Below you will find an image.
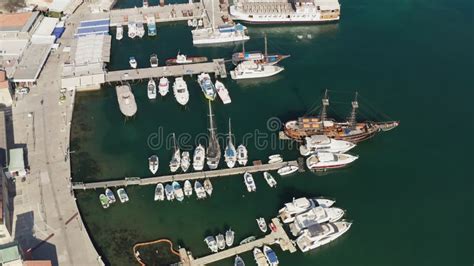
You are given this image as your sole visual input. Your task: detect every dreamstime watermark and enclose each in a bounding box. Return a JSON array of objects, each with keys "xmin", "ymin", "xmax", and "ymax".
[{"xmin": 146, "ymin": 117, "xmax": 296, "ymax": 151}]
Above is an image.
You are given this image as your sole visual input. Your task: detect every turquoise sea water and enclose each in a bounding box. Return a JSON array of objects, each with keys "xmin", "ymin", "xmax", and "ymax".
[{"xmin": 71, "ymin": 0, "xmax": 473, "ymax": 265}]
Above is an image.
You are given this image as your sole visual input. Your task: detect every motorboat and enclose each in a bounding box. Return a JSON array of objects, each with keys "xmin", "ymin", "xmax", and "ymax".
[
  {"xmin": 225, "ymin": 229, "xmax": 235, "ymax": 247},
  {"xmin": 263, "ymin": 245, "xmax": 279, "ymax": 266},
  {"xmin": 230, "ymin": 60, "xmax": 284, "ymax": 80},
  {"xmin": 215, "ymin": 80, "xmax": 231, "ymax": 104},
  {"xmin": 277, "ymin": 165, "xmax": 298, "ymax": 176},
  {"xmin": 289, "ymin": 207, "xmax": 345, "ymax": 236},
  {"xmin": 146, "ymin": 14, "xmax": 157, "ymax": 36},
  {"xmin": 193, "ymin": 144, "xmax": 206, "ymax": 171},
  {"xmin": 224, "ymin": 119, "xmax": 237, "ymax": 168},
  {"xmin": 105, "ymin": 188, "xmax": 116, "ymax": 204},
  {"xmin": 256, "ymin": 217, "xmax": 267, "ymax": 233},
  {"xmin": 115, "ymin": 84, "xmax": 137, "ymax": 117},
  {"xmin": 194, "ymin": 180, "xmax": 207, "ymax": 199},
  {"xmin": 306, "ymin": 152, "xmax": 358, "ymax": 170},
  {"xmin": 129, "ymin": 57, "xmax": 137, "ymax": 68},
  {"xmin": 234, "ymin": 256, "xmax": 245, "ymax": 266},
  {"xmin": 204, "ymin": 236, "xmax": 218, "ymax": 253},
  {"xmin": 158, "ymin": 77, "xmax": 169, "ymax": 96},
  {"xmin": 237, "ymin": 145, "xmax": 248, "ymax": 166},
  {"xmin": 278, "ymin": 197, "xmax": 336, "ymax": 223},
  {"xmin": 117, "ymin": 188, "xmax": 129, "ymax": 203},
  {"xmin": 192, "ymin": 23, "xmax": 249, "ymax": 45},
  {"xmin": 148, "ymin": 155, "xmax": 159, "ymax": 174},
  {"xmin": 239, "ymin": 236, "xmax": 256, "ymax": 245},
  {"xmin": 243, "ymin": 172, "xmax": 256, "ymax": 192},
  {"xmin": 147, "ymin": 78, "xmax": 157, "ymax": 100},
  {"xmin": 142, "ymin": 0, "xmax": 148, "ymax": 8},
  {"xmin": 165, "ymin": 52, "xmax": 208, "ymax": 65},
  {"xmin": 197, "ymin": 73, "xmax": 216, "ymax": 100},
  {"xmin": 181, "ymin": 151, "xmax": 190, "ymax": 172},
  {"xmin": 263, "ymin": 172, "xmax": 277, "ymax": 188},
  {"xmin": 154, "ymin": 183, "xmax": 165, "ymax": 201},
  {"xmin": 173, "ymin": 77, "xmax": 189, "ymax": 105},
  {"xmin": 116, "ymin": 25, "xmax": 123, "ymax": 40},
  {"xmin": 136, "ymin": 22, "xmax": 145, "ymax": 38},
  {"xmin": 127, "ymin": 22, "xmax": 137, "ymax": 38},
  {"xmin": 99, "ymin": 194, "xmax": 109, "ymax": 209},
  {"xmin": 253, "ymin": 248, "xmax": 268, "ymax": 266},
  {"xmin": 204, "ymin": 178, "xmax": 213, "ymax": 196},
  {"xmin": 150, "ymin": 54, "xmax": 158, "ymax": 67},
  {"xmin": 296, "ymin": 221, "xmax": 352, "ymax": 252},
  {"xmin": 164, "ymin": 184, "xmax": 175, "ymax": 201},
  {"xmin": 268, "ymin": 154, "xmax": 283, "ymax": 164},
  {"xmin": 299, "ymin": 135, "xmax": 356, "ymax": 156},
  {"xmin": 216, "ymin": 234, "xmax": 226, "ymax": 250},
  {"xmin": 172, "ymin": 181, "xmax": 184, "ymax": 202},
  {"xmin": 169, "ymin": 133, "xmax": 181, "ymax": 172},
  {"xmin": 184, "ymin": 180, "xmax": 193, "ymax": 197}
]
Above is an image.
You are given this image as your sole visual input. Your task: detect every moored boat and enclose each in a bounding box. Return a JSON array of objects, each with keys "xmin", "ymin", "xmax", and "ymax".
[
  {"xmin": 224, "ymin": 118, "xmax": 237, "ymax": 168},
  {"xmin": 239, "ymin": 236, "xmax": 256, "ymax": 245},
  {"xmin": 173, "ymin": 77, "xmax": 189, "ymax": 105},
  {"xmin": 170, "ymin": 133, "xmax": 181, "ymax": 172},
  {"xmin": 158, "ymin": 77, "xmax": 169, "ymax": 96},
  {"xmin": 147, "ymin": 78, "xmax": 157, "ymax": 100},
  {"xmin": 277, "ymin": 165, "xmax": 298, "ymax": 176},
  {"xmin": 194, "ymin": 180, "xmax": 207, "ymax": 199},
  {"xmin": 117, "ymin": 188, "xmax": 129, "ymax": 203},
  {"xmin": 205, "ymin": 236, "xmax": 218, "ymax": 253},
  {"xmin": 181, "ymin": 151, "xmax": 190, "ymax": 172},
  {"xmin": 165, "ymin": 52, "xmax": 208, "ymax": 65},
  {"xmin": 225, "ymin": 229, "xmax": 235, "ymax": 247},
  {"xmin": 184, "ymin": 180, "xmax": 193, "ymax": 197},
  {"xmin": 154, "ymin": 183, "xmax": 165, "ymax": 201},
  {"xmin": 127, "ymin": 22, "xmax": 137, "ymax": 38},
  {"xmin": 296, "ymin": 221, "xmax": 352, "ymax": 252},
  {"xmin": 289, "ymin": 206, "xmax": 345, "ymax": 236},
  {"xmin": 146, "ymin": 14, "xmax": 157, "ymax": 36},
  {"xmin": 268, "ymin": 154, "xmax": 283, "ymax": 164},
  {"xmin": 204, "ymin": 178, "xmax": 213, "ymax": 196},
  {"xmin": 116, "ymin": 84, "xmax": 137, "ymax": 117},
  {"xmin": 263, "ymin": 172, "xmax": 277, "ymax": 188},
  {"xmin": 299, "ymin": 135, "xmax": 356, "ymax": 156},
  {"xmin": 192, "ymin": 23, "xmax": 249, "ymax": 45},
  {"xmin": 216, "ymin": 234, "xmax": 226, "ymax": 250},
  {"xmin": 193, "ymin": 144, "xmax": 206, "ymax": 171},
  {"xmin": 165, "ymin": 183, "xmax": 175, "ymax": 201},
  {"xmin": 136, "ymin": 22, "xmax": 145, "ymax": 38},
  {"xmin": 148, "ymin": 155, "xmax": 159, "ymax": 174},
  {"xmin": 215, "ymin": 80, "xmax": 232, "ymax": 104},
  {"xmin": 116, "ymin": 25, "xmax": 123, "ymax": 40},
  {"xmin": 230, "ymin": 60, "xmax": 284, "ymax": 80},
  {"xmin": 105, "ymin": 188, "xmax": 116, "ymax": 204},
  {"xmin": 99, "ymin": 194, "xmax": 109, "ymax": 209},
  {"xmin": 234, "ymin": 255, "xmax": 245, "ymax": 266},
  {"xmin": 306, "ymin": 152, "xmax": 358, "ymax": 170},
  {"xmin": 263, "ymin": 245, "xmax": 279, "ymax": 266},
  {"xmin": 150, "ymin": 53, "xmax": 158, "ymax": 67},
  {"xmin": 172, "ymin": 181, "xmax": 184, "ymax": 202},
  {"xmin": 278, "ymin": 197, "xmax": 336, "ymax": 223},
  {"xmin": 256, "ymin": 217, "xmax": 267, "ymax": 233},
  {"xmin": 232, "ymin": 35, "xmax": 289, "ymax": 66},
  {"xmin": 198, "ymin": 73, "xmax": 216, "ymax": 101},
  {"xmin": 206, "ymin": 101, "xmax": 221, "ymax": 169},
  {"xmin": 244, "ymin": 172, "xmax": 256, "ymax": 192},
  {"xmin": 237, "ymin": 144, "xmax": 248, "ymax": 166},
  {"xmin": 129, "ymin": 56, "xmax": 137, "ymax": 68},
  {"xmin": 253, "ymin": 248, "xmax": 268, "ymax": 266}
]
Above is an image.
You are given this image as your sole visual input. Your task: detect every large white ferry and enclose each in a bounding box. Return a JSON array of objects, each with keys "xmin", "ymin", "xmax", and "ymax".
[{"xmin": 230, "ymin": 0, "xmax": 341, "ymax": 24}]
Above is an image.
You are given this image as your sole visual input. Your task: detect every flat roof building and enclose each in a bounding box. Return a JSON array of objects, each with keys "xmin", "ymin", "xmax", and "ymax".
[
  {"xmin": 12, "ymin": 43, "xmax": 51, "ymax": 85},
  {"xmin": 0, "ymin": 12, "xmax": 39, "ymax": 33}
]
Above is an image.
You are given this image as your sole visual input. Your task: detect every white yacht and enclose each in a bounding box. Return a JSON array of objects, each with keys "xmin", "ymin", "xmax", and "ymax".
[
  {"xmin": 193, "ymin": 144, "xmax": 206, "ymax": 171},
  {"xmin": 129, "ymin": 57, "xmax": 137, "ymax": 68},
  {"xmin": 215, "ymin": 80, "xmax": 231, "ymax": 104},
  {"xmin": 277, "ymin": 165, "xmax": 298, "ymax": 176},
  {"xmin": 237, "ymin": 145, "xmax": 248, "ymax": 166},
  {"xmin": 173, "ymin": 77, "xmax": 189, "ymax": 105},
  {"xmin": 192, "ymin": 23, "xmax": 249, "ymax": 45},
  {"xmin": 204, "ymin": 236, "xmax": 218, "ymax": 253},
  {"xmin": 263, "ymin": 245, "xmax": 279, "ymax": 266},
  {"xmin": 148, "ymin": 155, "xmax": 159, "ymax": 174},
  {"xmin": 158, "ymin": 77, "xmax": 169, "ymax": 96},
  {"xmin": 165, "ymin": 183, "xmax": 175, "ymax": 201},
  {"xmin": 181, "ymin": 151, "xmax": 190, "ymax": 172},
  {"xmin": 225, "ymin": 229, "xmax": 235, "ymax": 247},
  {"xmin": 289, "ymin": 206, "xmax": 345, "ymax": 236},
  {"xmin": 256, "ymin": 217, "xmax": 267, "ymax": 233},
  {"xmin": 154, "ymin": 183, "xmax": 165, "ymax": 201},
  {"xmin": 299, "ymin": 135, "xmax": 356, "ymax": 156},
  {"xmin": 253, "ymin": 248, "xmax": 268, "ymax": 266},
  {"xmin": 194, "ymin": 180, "xmax": 207, "ymax": 199},
  {"xmin": 296, "ymin": 221, "xmax": 352, "ymax": 253},
  {"xmin": 147, "ymin": 78, "xmax": 157, "ymax": 100},
  {"xmin": 263, "ymin": 172, "xmax": 277, "ymax": 188},
  {"xmin": 184, "ymin": 180, "xmax": 193, "ymax": 197},
  {"xmin": 116, "ymin": 84, "xmax": 137, "ymax": 117},
  {"xmin": 116, "ymin": 25, "xmax": 123, "ymax": 40},
  {"xmin": 243, "ymin": 172, "xmax": 256, "ymax": 192},
  {"xmin": 173, "ymin": 181, "xmax": 184, "ymax": 202},
  {"xmin": 224, "ymin": 119, "xmax": 237, "ymax": 168},
  {"xmin": 268, "ymin": 154, "xmax": 283, "ymax": 164},
  {"xmin": 278, "ymin": 197, "xmax": 336, "ymax": 223},
  {"xmin": 216, "ymin": 234, "xmax": 226, "ymax": 250},
  {"xmin": 230, "ymin": 61, "xmax": 284, "ymax": 80},
  {"xmin": 204, "ymin": 178, "xmax": 213, "ymax": 196},
  {"xmin": 169, "ymin": 133, "xmax": 181, "ymax": 172},
  {"xmin": 117, "ymin": 188, "xmax": 129, "ymax": 203},
  {"xmin": 197, "ymin": 73, "xmax": 216, "ymax": 100},
  {"xmin": 306, "ymin": 152, "xmax": 358, "ymax": 170},
  {"xmin": 127, "ymin": 22, "xmax": 137, "ymax": 38},
  {"xmin": 136, "ymin": 22, "xmax": 145, "ymax": 38}
]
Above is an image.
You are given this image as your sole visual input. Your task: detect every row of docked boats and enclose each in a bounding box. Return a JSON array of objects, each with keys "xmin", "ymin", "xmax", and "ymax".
[
  {"xmin": 204, "ymin": 228, "xmax": 235, "ymax": 253},
  {"xmin": 115, "ymin": 20, "xmax": 155, "ymax": 41},
  {"xmin": 278, "ymin": 197, "xmax": 351, "ymax": 252},
  {"xmin": 99, "ymin": 188, "xmax": 129, "ymax": 208},
  {"xmin": 153, "ymin": 179, "xmax": 213, "ymax": 201},
  {"xmin": 243, "ymin": 171, "xmax": 278, "ymax": 192}
]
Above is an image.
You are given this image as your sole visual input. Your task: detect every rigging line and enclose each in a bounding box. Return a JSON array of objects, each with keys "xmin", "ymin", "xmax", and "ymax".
[
  {"xmin": 304, "ymin": 105, "xmax": 321, "ymax": 116},
  {"xmin": 357, "ymin": 94, "xmax": 394, "ymax": 121}
]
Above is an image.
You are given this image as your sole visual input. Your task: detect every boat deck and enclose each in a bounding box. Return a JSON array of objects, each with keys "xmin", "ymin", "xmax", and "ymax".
[{"xmin": 72, "ymin": 160, "xmax": 298, "ymax": 190}]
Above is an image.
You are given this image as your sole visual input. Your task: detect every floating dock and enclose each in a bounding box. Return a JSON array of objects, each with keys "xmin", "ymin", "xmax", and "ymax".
[
  {"xmin": 178, "ymin": 218, "xmax": 297, "ymax": 266},
  {"xmin": 72, "ymin": 160, "xmax": 297, "ymax": 190},
  {"xmin": 105, "ymin": 59, "xmax": 227, "ymax": 82}
]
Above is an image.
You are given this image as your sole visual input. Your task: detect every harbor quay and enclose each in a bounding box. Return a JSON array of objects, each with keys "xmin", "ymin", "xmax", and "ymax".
[{"xmin": 72, "ymin": 160, "xmax": 298, "ymax": 190}]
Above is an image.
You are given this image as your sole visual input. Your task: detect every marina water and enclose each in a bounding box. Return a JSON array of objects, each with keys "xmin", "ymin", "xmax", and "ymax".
[{"xmin": 71, "ymin": 0, "xmax": 473, "ymax": 264}]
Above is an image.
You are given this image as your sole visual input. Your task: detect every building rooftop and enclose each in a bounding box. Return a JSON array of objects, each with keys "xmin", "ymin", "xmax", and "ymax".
[
  {"xmin": 24, "ymin": 261, "xmax": 53, "ymax": 266},
  {"xmin": 12, "ymin": 43, "xmax": 51, "ymax": 83},
  {"xmin": 0, "ymin": 243, "xmax": 21, "ymax": 264},
  {"xmin": 0, "ymin": 71, "xmax": 8, "ymax": 89},
  {"xmin": 0, "ymin": 12, "xmax": 39, "ymax": 32}
]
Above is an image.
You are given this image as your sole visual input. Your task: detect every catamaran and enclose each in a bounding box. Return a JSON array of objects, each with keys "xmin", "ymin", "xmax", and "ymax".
[
  {"xmin": 237, "ymin": 144, "xmax": 248, "ymax": 166},
  {"xmin": 193, "ymin": 144, "xmax": 206, "ymax": 171},
  {"xmin": 148, "ymin": 155, "xmax": 159, "ymax": 174},
  {"xmin": 299, "ymin": 135, "xmax": 356, "ymax": 156},
  {"xmin": 173, "ymin": 181, "xmax": 184, "ymax": 201},
  {"xmin": 147, "ymin": 78, "xmax": 157, "ymax": 100},
  {"xmin": 129, "ymin": 57, "xmax": 137, "ymax": 68},
  {"xmin": 169, "ymin": 133, "xmax": 181, "ymax": 172},
  {"xmin": 206, "ymin": 101, "xmax": 221, "ymax": 169},
  {"xmin": 150, "ymin": 54, "xmax": 158, "ymax": 68},
  {"xmin": 117, "ymin": 188, "xmax": 129, "ymax": 203},
  {"xmin": 244, "ymin": 172, "xmax": 256, "ymax": 192},
  {"xmin": 173, "ymin": 77, "xmax": 189, "ymax": 105},
  {"xmin": 263, "ymin": 172, "xmax": 277, "ymax": 188},
  {"xmin": 278, "ymin": 197, "xmax": 336, "ymax": 223},
  {"xmin": 306, "ymin": 152, "xmax": 358, "ymax": 170},
  {"xmin": 198, "ymin": 73, "xmax": 217, "ymax": 101},
  {"xmin": 230, "ymin": 60, "xmax": 284, "ymax": 80},
  {"xmin": 183, "ymin": 180, "xmax": 193, "ymax": 197},
  {"xmin": 158, "ymin": 77, "xmax": 169, "ymax": 96},
  {"xmin": 204, "ymin": 178, "xmax": 213, "ymax": 196},
  {"xmin": 165, "ymin": 183, "xmax": 175, "ymax": 201},
  {"xmin": 215, "ymin": 80, "xmax": 231, "ymax": 104},
  {"xmin": 154, "ymin": 183, "xmax": 165, "ymax": 201},
  {"xmin": 296, "ymin": 221, "xmax": 352, "ymax": 252},
  {"xmin": 116, "ymin": 25, "xmax": 123, "ymax": 40},
  {"xmin": 224, "ymin": 118, "xmax": 237, "ymax": 168},
  {"xmin": 181, "ymin": 151, "xmax": 190, "ymax": 172},
  {"xmin": 194, "ymin": 180, "xmax": 207, "ymax": 199}
]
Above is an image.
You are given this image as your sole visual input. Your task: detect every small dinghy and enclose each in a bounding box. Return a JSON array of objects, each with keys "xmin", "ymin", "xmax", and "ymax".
[
  {"xmin": 154, "ymin": 183, "xmax": 165, "ymax": 201},
  {"xmin": 239, "ymin": 236, "xmax": 256, "ymax": 245},
  {"xmin": 277, "ymin": 165, "xmax": 298, "ymax": 176},
  {"xmin": 165, "ymin": 184, "xmax": 175, "ymax": 201},
  {"xmin": 105, "ymin": 188, "xmax": 116, "ymax": 204},
  {"xmin": 99, "ymin": 194, "xmax": 109, "ymax": 209},
  {"xmin": 234, "ymin": 255, "xmax": 245, "ymax": 266},
  {"xmin": 263, "ymin": 172, "xmax": 277, "ymax": 188},
  {"xmin": 181, "ymin": 151, "xmax": 190, "ymax": 172},
  {"xmin": 244, "ymin": 172, "xmax": 256, "ymax": 192},
  {"xmin": 204, "ymin": 178, "xmax": 213, "ymax": 196},
  {"xmin": 268, "ymin": 154, "xmax": 283, "ymax": 164},
  {"xmin": 173, "ymin": 181, "xmax": 184, "ymax": 202},
  {"xmin": 225, "ymin": 228, "xmax": 235, "ymax": 247},
  {"xmin": 216, "ymin": 234, "xmax": 226, "ymax": 250},
  {"xmin": 117, "ymin": 188, "xmax": 129, "ymax": 203}
]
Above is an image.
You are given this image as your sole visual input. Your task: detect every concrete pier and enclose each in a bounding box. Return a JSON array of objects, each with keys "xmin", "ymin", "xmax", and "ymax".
[
  {"xmin": 105, "ymin": 59, "xmax": 227, "ymax": 82},
  {"xmin": 179, "ymin": 218, "xmax": 296, "ymax": 266},
  {"xmin": 72, "ymin": 160, "xmax": 298, "ymax": 190}
]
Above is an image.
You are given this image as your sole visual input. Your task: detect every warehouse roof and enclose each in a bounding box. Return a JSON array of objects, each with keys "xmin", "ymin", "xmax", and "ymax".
[
  {"xmin": 0, "ymin": 12, "xmax": 39, "ymax": 32},
  {"xmin": 12, "ymin": 43, "xmax": 52, "ymax": 82}
]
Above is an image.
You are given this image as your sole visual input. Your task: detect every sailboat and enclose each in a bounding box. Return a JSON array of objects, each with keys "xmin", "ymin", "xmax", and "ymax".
[
  {"xmin": 206, "ymin": 100, "xmax": 221, "ymax": 169},
  {"xmin": 232, "ymin": 34, "xmax": 290, "ymax": 66},
  {"xmin": 224, "ymin": 118, "xmax": 237, "ymax": 168},
  {"xmin": 169, "ymin": 133, "xmax": 181, "ymax": 172},
  {"xmin": 283, "ymin": 90, "xmax": 400, "ymax": 142}
]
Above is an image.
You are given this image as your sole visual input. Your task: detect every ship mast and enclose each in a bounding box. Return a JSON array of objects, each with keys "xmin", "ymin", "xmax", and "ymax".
[
  {"xmin": 228, "ymin": 118, "xmax": 232, "ymax": 144},
  {"xmin": 264, "ymin": 33, "xmax": 268, "ymax": 59},
  {"xmin": 348, "ymin": 92, "xmax": 359, "ymax": 128},
  {"xmin": 172, "ymin": 133, "xmax": 177, "ymax": 152},
  {"xmin": 319, "ymin": 89, "xmax": 329, "ymax": 127}
]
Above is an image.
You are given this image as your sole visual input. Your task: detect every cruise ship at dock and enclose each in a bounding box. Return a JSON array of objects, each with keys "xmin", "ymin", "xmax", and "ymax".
[{"xmin": 230, "ymin": 0, "xmax": 341, "ymax": 24}]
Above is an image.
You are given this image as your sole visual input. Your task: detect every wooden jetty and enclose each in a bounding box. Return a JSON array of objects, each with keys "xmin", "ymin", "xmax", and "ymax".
[
  {"xmin": 178, "ymin": 218, "xmax": 297, "ymax": 266},
  {"xmin": 72, "ymin": 160, "xmax": 298, "ymax": 190},
  {"xmin": 105, "ymin": 59, "xmax": 227, "ymax": 82}
]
